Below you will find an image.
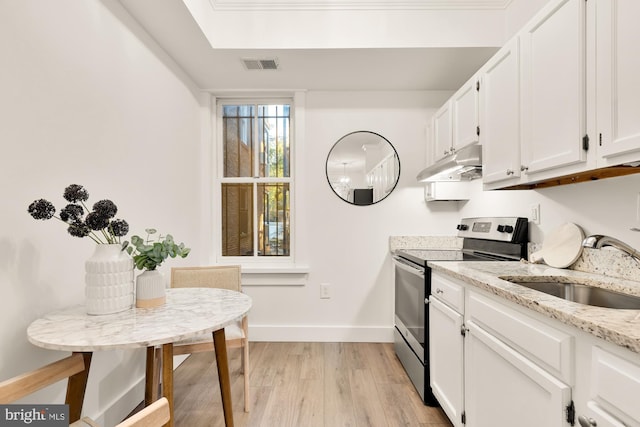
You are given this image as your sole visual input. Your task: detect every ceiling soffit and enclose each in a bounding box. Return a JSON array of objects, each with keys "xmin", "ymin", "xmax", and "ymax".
[
  {"xmin": 185, "ymin": 0, "xmax": 507, "ymax": 50},
  {"xmin": 209, "ymin": 0, "xmax": 513, "ymax": 11}
]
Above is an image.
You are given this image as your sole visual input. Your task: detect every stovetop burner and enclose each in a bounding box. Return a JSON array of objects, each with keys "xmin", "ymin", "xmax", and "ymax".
[
  {"xmin": 395, "ymin": 216, "xmax": 529, "ymax": 266},
  {"xmin": 395, "ymin": 247, "xmax": 522, "ymax": 266}
]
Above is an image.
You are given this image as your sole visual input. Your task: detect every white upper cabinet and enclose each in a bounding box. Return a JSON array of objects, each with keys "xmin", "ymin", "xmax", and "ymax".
[
  {"xmin": 480, "ymin": 38, "xmax": 521, "ymax": 187},
  {"xmin": 425, "ymin": 116, "xmax": 436, "ymax": 166},
  {"xmin": 520, "ymin": 0, "xmax": 588, "ymax": 180},
  {"xmin": 430, "ymin": 78, "xmax": 479, "ymax": 165},
  {"xmin": 596, "ymin": 0, "xmax": 640, "ymax": 166},
  {"xmin": 433, "ymin": 100, "xmax": 453, "ymax": 162},
  {"xmin": 452, "ymin": 78, "xmax": 480, "ymax": 152}
]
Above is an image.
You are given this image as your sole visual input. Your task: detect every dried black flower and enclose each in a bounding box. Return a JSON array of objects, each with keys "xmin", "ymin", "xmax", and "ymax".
[
  {"xmin": 59, "ymin": 204, "xmax": 84, "ymax": 222},
  {"xmin": 67, "ymin": 221, "xmax": 90, "ymax": 238},
  {"xmin": 110, "ymin": 219, "xmax": 129, "ymax": 237},
  {"xmin": 92, "ymin": 199, "xmax": 117, "ymax": 218},
  {"xmin": 28, "ymin": 199, "xmax": 56, "ymax": 220},
  {"xmin": 85, "ymin": 211, "xmax": 110, "ymax": 231},
  {"xmin": 29, "ymin": 184, "xmax": 129, "ymax": 244},
  {"xmin": 63, "ymin": 184, "xmax": 89, "ymax": 203}
]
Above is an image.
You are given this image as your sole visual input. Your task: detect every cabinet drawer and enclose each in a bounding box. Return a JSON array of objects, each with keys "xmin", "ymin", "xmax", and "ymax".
[
  {"xmin": 431, "ymin": 273, "xmax": 464, "ymax": 312},
  {"xmin": 591, "ymin": 346, "xmax": 640, "ymax": 424},
  {"xmin": 467, "ymin": 290, "xmax": 573, "ymax": 383}
]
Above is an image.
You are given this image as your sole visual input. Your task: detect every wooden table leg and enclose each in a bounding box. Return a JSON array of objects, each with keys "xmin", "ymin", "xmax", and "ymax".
[
  {"xmin": 145, "ymin": 347, "xmax": 160, "ymax": 406},
  {"xmin": 213, "ymin": 328, "xmax": 234, "ymax": 427},
  {"xmin": 162, "ymin": 343, "xmax": 174, "ymax": 427},
  {"xmin": 65, "ymin": 352, "xmax": 92, "ymax": 423}
]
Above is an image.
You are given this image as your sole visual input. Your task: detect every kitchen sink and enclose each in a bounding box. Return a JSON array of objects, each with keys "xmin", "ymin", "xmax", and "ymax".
[{"xmin": 499, "ymin": 276, "xmax": 640, "ymax": 309}]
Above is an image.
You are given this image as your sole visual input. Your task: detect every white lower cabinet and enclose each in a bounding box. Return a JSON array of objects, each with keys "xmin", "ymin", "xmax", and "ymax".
[
  {"xmin": 429, "ymin": 297, "xmax": 464, "ymax": 427},
  {"xmin": 464, "ymin": 321, "xmax": 572, "ymax": 427},
  {"xmin": 430, "ymin": 272, "xmax": 574, "ymax": 427},
  {"xmin": 581, "ymin": 401, "xmax": 628, "ymax": 427},
  {"xmin": 430, "ymin": 271, "xmax": 640, "ymax": 427},
  {"xmin": 577, "ymin": 346, "xmax": 640, "ymax": 427}
]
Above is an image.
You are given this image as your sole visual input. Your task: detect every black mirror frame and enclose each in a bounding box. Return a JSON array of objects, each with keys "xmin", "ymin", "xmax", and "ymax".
[{"xmin": 325, "ymin": 130, "xmax": 401, "ymax": 206}]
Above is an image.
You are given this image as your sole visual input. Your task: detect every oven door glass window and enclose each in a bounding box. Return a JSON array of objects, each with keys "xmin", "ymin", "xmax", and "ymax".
[{"xmin": 394, "ymin": 259, "xmax": 426, "ymax": 360}]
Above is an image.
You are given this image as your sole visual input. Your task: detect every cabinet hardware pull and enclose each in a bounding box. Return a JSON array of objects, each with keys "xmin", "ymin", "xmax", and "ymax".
[
  {"xmin": 506, "ymin": 169, "xmax": 514, "ymax": 175},
  {"xmin": 520, "ymin": 166, "xmax": 529, "ymax": 172}
]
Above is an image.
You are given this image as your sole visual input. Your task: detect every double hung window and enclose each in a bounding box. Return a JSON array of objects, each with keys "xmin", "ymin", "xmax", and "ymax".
[{"xmin": 218, "ymin": 100, "xmax": 292, "ymax": 260}]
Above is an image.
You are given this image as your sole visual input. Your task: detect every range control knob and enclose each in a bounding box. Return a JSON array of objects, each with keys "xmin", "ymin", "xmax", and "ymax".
[
  {"xmin": 456, "ymin": 224, "xmax": 468, "ymax": 231},
  {"xmin": 497, "ymin": 225, "xmax": 514, "ymax": 233}
]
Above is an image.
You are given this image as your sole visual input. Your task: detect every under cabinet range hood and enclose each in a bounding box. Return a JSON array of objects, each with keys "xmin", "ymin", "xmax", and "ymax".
[{"xmin": 416, "ymin": 144, "xmax": 482, "ymax": 182}]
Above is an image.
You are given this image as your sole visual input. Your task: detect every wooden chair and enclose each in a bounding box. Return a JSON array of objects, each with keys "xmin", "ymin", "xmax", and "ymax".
[
  {"xmin": 0, "ymin": 353, "xmax": 170, "ymax": 427},
  {"xmin": 116, "ymin": 397, "xmax": 170, "ymax": 427},
  {"xmin": 0, "ymin": 353, "xmax": 92, "ymax": 425},
  {"xmin": 170, "ymin": 265, "xmax": 250, "ymax": 412},
  {"xmin": 74, "ymin": 398, "xmax": 170, "ymax": 427}
]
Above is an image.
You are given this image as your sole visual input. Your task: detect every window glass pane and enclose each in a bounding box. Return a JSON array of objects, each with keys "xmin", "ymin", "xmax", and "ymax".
[
  {"xmin": 258, "ymin": 104, "xmax": 290, "ymax": 178},
  {"xmin": 221, "ymin": 183, "xmax": 254, "ymax": 256},
  {"xmin": 223, "ymin": 105, "xmax": 255, "ymax": 177},
  {"xmin": 257, "ymin": 183, "xmax": 290, "ymax": 256}
]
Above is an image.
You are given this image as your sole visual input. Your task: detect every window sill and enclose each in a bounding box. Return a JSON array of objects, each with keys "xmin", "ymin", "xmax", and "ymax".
[
  {"xmin": 240, "ymin": 265, "xmax": 309, "ymax": 286},
  {"xmin": 241, "ymin": 265, "xmax": 310, "ymax": 274}
]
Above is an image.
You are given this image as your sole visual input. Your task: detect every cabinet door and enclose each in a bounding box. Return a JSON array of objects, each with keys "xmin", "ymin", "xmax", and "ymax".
[
  {"xmin": 582, "ymin": 401, "xmax": 628, "ymax": 427},
  {"xmin": 465, "ymin": 321, "xmax": 572, "ymax": 427},
  {"xmin": 433, "ymin": 101, "xmax": 453, "ymax": 162},
  {"xmin": 425, "ymin": 116, "xmax": 435, "ymax": 167},
  {"xmin": 588, "ymin": 346, "xmax": 640, "ymax": 425},
  {"xmin": 520, "ymin": 0, "xmax": 587, "ymax": 177},
  {"xmin": 452, "ymin": 79, "xmax": 479, "ymax": 152},
  {"xmin": 596, "ymin": 0, "xmax": 640, "ymax": 164},
  {"xmin": 480, "ymin": 38, "xmax": 521, "ymax": 186},
  {"xmin": 430, "ymin": 297, "xmax": 464, "ymax": 427}
]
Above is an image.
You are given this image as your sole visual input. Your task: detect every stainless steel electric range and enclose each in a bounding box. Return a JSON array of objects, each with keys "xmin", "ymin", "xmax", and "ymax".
[{"xmin": 392, "ymin": 216, "xmax": 528, "ymax": 406}]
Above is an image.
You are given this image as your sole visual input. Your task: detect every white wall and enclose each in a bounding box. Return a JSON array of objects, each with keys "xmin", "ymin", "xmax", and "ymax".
[
  {"xmin": 244, "ymin": 90, "xmax": 450, "ymax": 341},
  {"xmin": 0, "ymin": 0, "xmax": 206, "ymax": 424},
  {"xmin": 245, "ymin": 89, "xmax": 640, "ymax": 344}
]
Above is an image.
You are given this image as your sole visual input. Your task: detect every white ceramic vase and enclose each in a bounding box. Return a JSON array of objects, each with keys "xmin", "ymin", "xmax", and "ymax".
[
  {"xmin": 135, "ymin": 270, "xmax": 166, "ymax": 308},
  {"xmin": 85, "ymin": 243, "xmax": 134, "ymax": 315}
]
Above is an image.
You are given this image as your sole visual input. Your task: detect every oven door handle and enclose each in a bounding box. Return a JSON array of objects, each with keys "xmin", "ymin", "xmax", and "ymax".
[{"xmin": 393, "ymin": 256, "xmax": 425, "ymax": 278}]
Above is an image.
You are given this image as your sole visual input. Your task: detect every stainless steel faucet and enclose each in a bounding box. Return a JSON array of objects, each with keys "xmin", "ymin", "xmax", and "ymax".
[{"xmin": 582, "ymin": 234, "xmax": 640, "ymax": 262}]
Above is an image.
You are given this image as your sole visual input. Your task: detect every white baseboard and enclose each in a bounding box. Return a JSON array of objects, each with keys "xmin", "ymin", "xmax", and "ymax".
[
  {"xmin": 89, "ymin": 354, "xmax": 191, "ymax": 425},
  {"xmin": 89, "ymin": 375, "xmax": 145, "ymax": 427},
  {"xmin": 248, "ymin": 325, "xmax": 394, "ymax": 342}
]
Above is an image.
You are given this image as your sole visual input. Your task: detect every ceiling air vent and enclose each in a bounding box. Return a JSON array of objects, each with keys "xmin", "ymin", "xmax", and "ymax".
[{"xmin": 241, "ymin": 58, "xmax": 279, "ymax": 71}]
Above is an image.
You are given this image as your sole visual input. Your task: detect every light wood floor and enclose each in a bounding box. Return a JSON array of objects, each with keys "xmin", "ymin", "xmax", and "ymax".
[{"xmin": 172, "ymin": 342, "xmax": 453, "ymax": 427}]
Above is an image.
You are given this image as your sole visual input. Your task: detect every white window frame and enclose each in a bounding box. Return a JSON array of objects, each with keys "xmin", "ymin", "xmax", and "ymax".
[{"xmin": 211, "ymin": 93, "xmax": 308, "ymax": 274}]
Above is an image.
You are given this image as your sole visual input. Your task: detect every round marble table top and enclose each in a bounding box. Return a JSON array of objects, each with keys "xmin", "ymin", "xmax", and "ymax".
[{"xmin": 27, "ymin": 288, "xmax": 252, "ymax": 351}]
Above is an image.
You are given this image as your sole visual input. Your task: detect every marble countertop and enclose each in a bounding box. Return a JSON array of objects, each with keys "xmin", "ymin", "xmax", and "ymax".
[
  {"xmin": 428, "ymin": 261, "xmax": 640, "ymax": 354},
  {"xmin": 27, "ymin": 288, "xmax": 252, "ymax": 351}
]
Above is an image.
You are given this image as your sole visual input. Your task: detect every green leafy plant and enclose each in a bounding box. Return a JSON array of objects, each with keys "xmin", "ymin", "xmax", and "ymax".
[{"xmin": 124, "ymin": 229, "xmax": 190, "ymax": 271}]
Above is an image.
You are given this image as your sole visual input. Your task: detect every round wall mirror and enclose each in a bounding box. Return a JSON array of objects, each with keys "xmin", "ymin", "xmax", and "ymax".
[{"xmin": 326, "ymin": 131, "xmax": 400, "ymax": 205}]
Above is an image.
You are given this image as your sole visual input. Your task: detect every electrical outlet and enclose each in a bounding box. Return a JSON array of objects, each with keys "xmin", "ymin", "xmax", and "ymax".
[
  {"xmin": 320, "ymin": 283, "xmax": 331, "ymax": 299},
  {"xmin": 530, "ymin": 204, "xmax": 540, "ymax": 225}
]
